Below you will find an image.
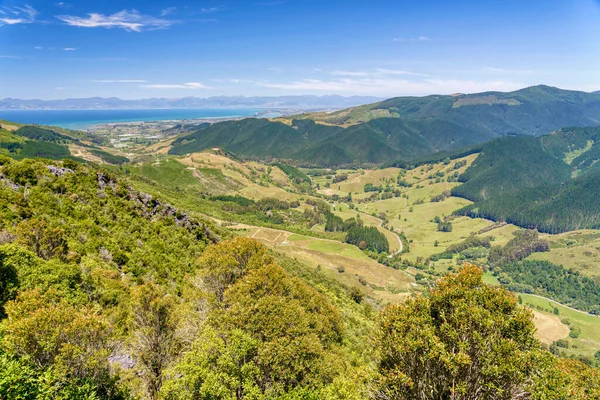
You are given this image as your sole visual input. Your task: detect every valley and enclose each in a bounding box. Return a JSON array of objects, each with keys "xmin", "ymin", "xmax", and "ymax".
[{"xmin": 2, "ymin": 86, "xmax": 600, "ymax": 398}]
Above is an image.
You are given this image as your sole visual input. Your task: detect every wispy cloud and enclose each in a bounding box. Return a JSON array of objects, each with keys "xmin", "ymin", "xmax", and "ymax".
[
  {"xmin": 201, "ymin": 7, "xmax": 222, "ymax": 13},
  {"xmin": 482, "ymin": 67, "xmax": 533, "ymax": 74},
  {"xmin": 393, "ymin": 36, "xmax": 432, "ymax": 42},
  {"xmin": 0, "ymin": 55, "xmax": 22, "ymax": 59},
  {"xmin": 141, "ymin": 82, "xmax": 209, "ymax": 89},
  {"xmin": 258, "ymin": 77, "xmax": 523, "ymax": 96},
  {"xmin": 330, "ymin": 68, "xmax": 429, "ymax": 78},
  {"xmin": 256, "ymin": 1, "xmax": 286, "ymax": 5},
  {"xmin": 0, "ymin": 5, "xmax": 38, "ymax": 25},
  {"xmin": 56, "ymin": 9, "xmax": 172, "ymax": 32},
  {"xmin": 160, "ymin": 7, "xmax": 177, "ymax": 16},
  {"xmin": 34, "ymin": 46, "xmax": 43, "ymax": 50},
  {"xmin": 92, "ymin": 79, "xmax": 148, "ymax": 83},
  {"xmin": 63, "ymin": 47, "xmax": 77, "ymax": 51}
]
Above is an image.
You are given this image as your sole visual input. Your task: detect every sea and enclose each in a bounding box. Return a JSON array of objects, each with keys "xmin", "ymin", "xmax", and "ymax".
[{"xmin": 0, "ymin": 108, "xmax": 275, "ymax": 130}]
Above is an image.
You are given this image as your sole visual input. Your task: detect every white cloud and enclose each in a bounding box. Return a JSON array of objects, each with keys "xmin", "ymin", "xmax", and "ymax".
[
  {"xmin": 63, "ymin": 47, "xmax": 76, "ymax": 51},
  {"xmin": 34, "ymin": 46, "xmax": 43, "ymax": 50},
  {"xmin": 393, "ymin": 36, "xmax": 432, "ymax": 42},
  {"xmin": 330, "ymin": 69, "xmax": 429, "ymax": 78},
  {"xmin": 56, "ymin": 9, "xmax": 172, "ymax": 32},
  {"xmin": 258, "ymin": 77, "xmax": 524, "ymax": 96},
  {"xmin": 201, "ymin": 7, "xmax": 221, "ymax": 13},
  {"xmin": 160, "ymin": 7, "xmax": 177, "ymax": 16},
  {"xmin": 0, "ymin": 5, "xmax": 38, "ymax": 25},
  {"xmin": 0, "ymin": 55, "xmax": 22, "ymax": 59},
  {"xmin": 228, "ymin": 78, "xmax": 254, "ymax": 84},
  {"xmin": 141, "ymin": 82, "xmax": 209, "ymax": 89},
  {"xmin": 482, "ymin": 67, "xmax": 533, "ymax": 74},
  {"xmin": 92, "ymin": 79, "xmax": 147, "ymax": 83}
]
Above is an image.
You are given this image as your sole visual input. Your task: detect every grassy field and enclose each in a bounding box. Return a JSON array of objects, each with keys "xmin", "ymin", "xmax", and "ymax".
[
  {"xmin": 528, "ymin": 230, "xmax": 600, "ymax": 282},
  {"xmin": 236, "ymin": 226, "xmax": 415, "ymax": 304},
  {"xmin": 519, "ymin": 293, "xmax": 600, "ymax": 359},
  {"xmin": 129, "ymin": 149, "xmax": 600, "ymax": 355}
]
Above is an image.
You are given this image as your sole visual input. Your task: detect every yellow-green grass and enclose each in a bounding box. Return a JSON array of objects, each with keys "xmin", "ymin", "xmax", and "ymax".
[
  {"xmin": 482, "ymin": 271, "xmax": 501, "ymax": 285},
  {"xmin": 177, "ymin": 152, "xmax": 302, "ymax": 201},
  {"xmin": 338, "ymin": 168, "xmax": 401, "ymax": 194},
  {"xmin": 243, "ymin": 227, "xmax": 415, "ymax": 304},
  {"xmin": 529, "ymin": 230, "xmax": 600, "ymax": 281},
  {"xmin": 519, "ymin": 293, "xmax": 600, "ymax": 359},
  {"xmin": 477, "ymin": 223, "xmax": 521, "ymax": 246},
  {"xmin": 288, "ymin": 233, "xmax": 371, "ymax": 260},
  {"xmin": 330, "ymin": 203, "xmax": 401, "ymax": 253}
]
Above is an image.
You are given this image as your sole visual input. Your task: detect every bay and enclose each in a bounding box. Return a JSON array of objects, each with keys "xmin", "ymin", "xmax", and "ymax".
[{"xmin": 0, "ymin": 108, "xmax": 265, "ymax": 130}]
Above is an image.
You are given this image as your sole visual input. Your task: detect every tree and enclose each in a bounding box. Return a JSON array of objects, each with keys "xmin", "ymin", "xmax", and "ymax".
[
  {"xmin": 1, "ymin": 289, "xmax": 120, "ymax": 397},
  {"xmin": 196, "ymin": 237, "xmax": 269, "ymax": 304},
  {"xmin": 0, "ymin": 250, "xmax": 19, "ymax": 318},
  {"xmin": 16, "ymin": 218, "xmax": 68, "ymax": 261},
  {"xmin": 129, "ymin": 283, "xmax": 178, "ymax": 400},
  {"xmin": 374, "ymin": 263, "xmax": 553, "ymax": 400},
  {"xmin": 163, "ymin": 240, "xmax": 344, "ymax": 399}
]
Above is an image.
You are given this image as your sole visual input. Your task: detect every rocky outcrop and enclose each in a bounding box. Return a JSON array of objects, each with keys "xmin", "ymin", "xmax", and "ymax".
[
  {"xmin": 97, "ymin": 172, "xmax": 219, "ymax": 244},
  {"xmin": 47, "ymin": 165, "xmax": 74, "ymax": 177}
]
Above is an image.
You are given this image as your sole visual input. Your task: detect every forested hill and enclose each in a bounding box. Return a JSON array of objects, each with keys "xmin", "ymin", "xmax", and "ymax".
[
  {"xmin": 0, "ymin": 122, "xmax": 128, "ymax": 165},
  {"xmin": 169, "ymin": 85, "xmax": 600, "ymax": 166},
  {"xmin": 452, "ymin": 126, "xmax": 600, "ymax": 233}
]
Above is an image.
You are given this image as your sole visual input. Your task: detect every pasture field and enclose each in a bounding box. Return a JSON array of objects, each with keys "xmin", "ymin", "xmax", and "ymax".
[
  {"xmin": 236, "ymin": 226, "xmax": 415, "ymax": 304},
  {"xmin": 529, "ymin": 230, "xmax": 600, "ymax": 281},
  {"xmin": 519, "ymin": 293, "xmax": 600, "ymax": 359}
]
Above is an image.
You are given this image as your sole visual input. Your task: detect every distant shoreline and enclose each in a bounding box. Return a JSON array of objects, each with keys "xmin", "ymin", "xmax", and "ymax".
[{"xmin": 0, "ymin": 108, "xmax": 293, "ymax": 130}]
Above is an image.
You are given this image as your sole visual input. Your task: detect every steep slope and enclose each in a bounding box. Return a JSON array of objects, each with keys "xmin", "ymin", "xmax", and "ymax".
[
  {"xmin": 452, "ymin": 127, "xmax": 600, "ymax": 232},
  {"xmin": 169, "ymin": 86, "xmax": 600, "ymax": 166}
]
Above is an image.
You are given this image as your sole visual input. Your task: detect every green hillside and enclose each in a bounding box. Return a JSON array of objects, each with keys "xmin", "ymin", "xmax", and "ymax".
[
  {"xmin": 453, "ymin": 126, "xmax": 600, "ymax": 233},
  {"xmin": 169, "ymin": 86, "xmax": 600, "ymax": 166},
  {"xmin": 0, "ymin": 124, "xmax": 128, "ymax": 165}
]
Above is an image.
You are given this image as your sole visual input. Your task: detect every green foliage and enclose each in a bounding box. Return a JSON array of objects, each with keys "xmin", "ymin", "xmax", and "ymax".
[
  {"xmin": 488, "ymin": 230, "xmax": 549, "ymax": 266},
  {"xmin": 324, "ymin": 213, "xmax": 345, "ymax": 232},
  {"xmin": 345, "ymin": 226, "xmax": 389, "ymax": 253},
  {"xmin": 363, "ymin": 183, "xmax": 382, "ymax": 192},
  {"xmin": 274, "ymin": 163, "xmax": 311, "ymax": 184},
  {"xmin": 453, "ymin": 127, "xmax": 600, "ymax": 233},
  {"xmin": 374, "ymin": 264, "xmax": 561, "ymax": 400},
  {"xmin": 15, "ymin": 126, "xmax": 74, "ymax": 143},
  {"xmin": 499, "ymin": 260, "xmax": 600, "ymax": 313},
  {"xmin": 89, "ymin": 150, "xmax": 129, "ymax": 165},
  {"xmin": 163, "ymin": 238, "xmax": 345, "ymax": 399},
  {"xmin": 436, "ymin": 220, "xmax": 453, "ymax": 232},
  {"xmin": 210, "ymin": 194, "xmax": 255, "ymax": 207}
]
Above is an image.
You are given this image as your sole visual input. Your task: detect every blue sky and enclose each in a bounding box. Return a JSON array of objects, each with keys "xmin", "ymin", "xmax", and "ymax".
[{"xmin": 0, "ymin": 0, "xmax": 599, "ymax": 99}]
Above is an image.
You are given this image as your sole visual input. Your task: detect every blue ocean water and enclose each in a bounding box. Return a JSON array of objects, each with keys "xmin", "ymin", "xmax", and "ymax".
[{"xmin": 0, "ymin": 109, "xmax": 264, "ymax": 130}]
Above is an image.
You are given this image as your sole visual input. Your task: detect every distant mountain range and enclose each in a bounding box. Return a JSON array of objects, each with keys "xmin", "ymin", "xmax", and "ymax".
[
  {"xmin": 169, "ymin": 85, "xmax": 600, "ymax": 166},
  {"xmin": 0, "ymin": 95, "xmax": 384, "ymax": 111}
]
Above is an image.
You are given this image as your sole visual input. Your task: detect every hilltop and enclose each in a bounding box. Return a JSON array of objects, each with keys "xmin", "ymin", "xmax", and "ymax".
[{"xmin": 169, "ymin": 85, "xmax": 600, "ymax": 166}]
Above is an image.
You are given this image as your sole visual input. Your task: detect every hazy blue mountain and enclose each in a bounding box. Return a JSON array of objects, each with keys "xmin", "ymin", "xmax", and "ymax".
[{"xmin": 0, "ymin": 95, "xmax": 383, "ymax": 110}]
